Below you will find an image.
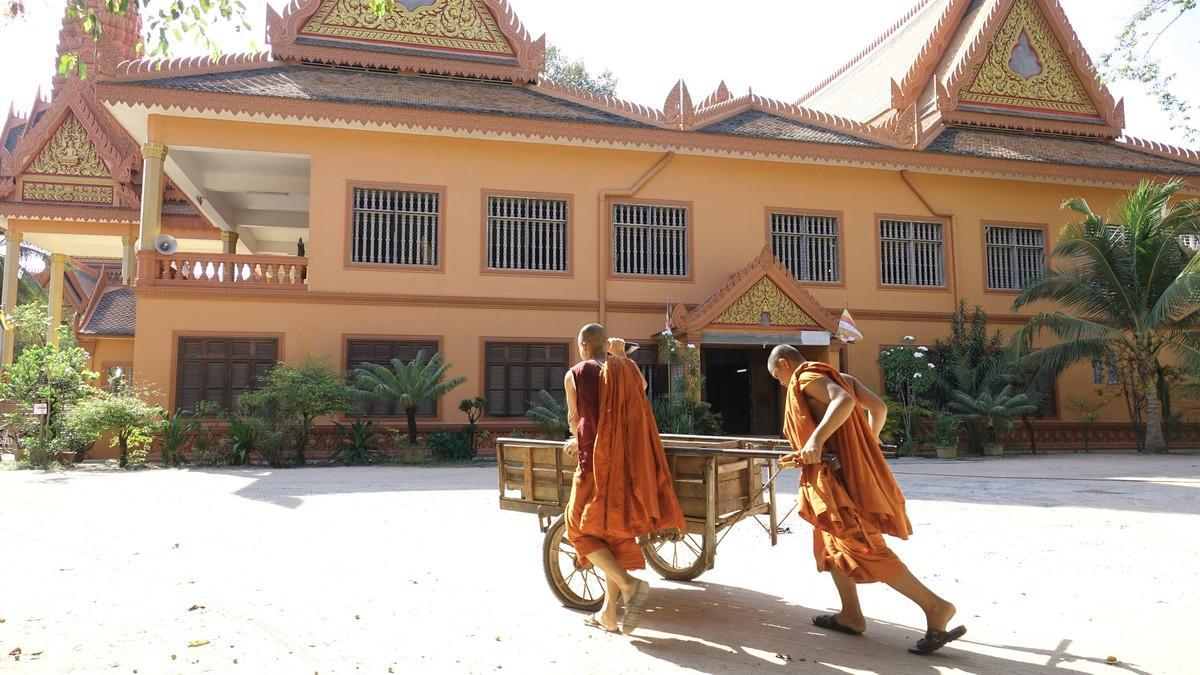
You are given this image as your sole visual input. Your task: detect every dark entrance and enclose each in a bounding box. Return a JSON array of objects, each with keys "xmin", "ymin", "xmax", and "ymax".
[{"xmin": 703, "ymin": 347, "xmax": 781, "ymax": 436}]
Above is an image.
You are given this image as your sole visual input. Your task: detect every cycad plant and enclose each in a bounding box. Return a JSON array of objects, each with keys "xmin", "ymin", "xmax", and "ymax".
[
  {"xmin": 947, "ymin": 358, "xmax": 1040, "ymax": 450},
  {"xmin": 1011, "ymin": 179, "xmax": 1200, "ymax": 453},
  {"xmin": 349, "ymin": 351, "xmax": 466, "ymax": 444},
  {"xmin": 527, "ymin": 389, "xmax": 569, "ymax": 438}
]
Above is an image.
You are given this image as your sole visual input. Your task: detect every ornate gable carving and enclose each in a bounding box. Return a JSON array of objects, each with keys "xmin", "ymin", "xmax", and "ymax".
[
  {"xmin": 672, "ymin": 246, "xmax": 839, "ymax": 337},
  {"xmin": 714, "ymin": 277, "xmax": 815, "ymax": 327},
  {"xmin": 959, "ymin": 0, "xmax": 1098, "ymax": 118},
  {"xmin": 300, "ymin": 0, "xmax": 516, "ymax": 56},
  {"xmin": 26, "ymin": 114, "xmax": 110, "ymax": 178}
]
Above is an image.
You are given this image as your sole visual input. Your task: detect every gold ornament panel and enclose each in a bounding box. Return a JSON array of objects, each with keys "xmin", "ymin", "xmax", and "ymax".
[
  {"xmin": 301, "ymin": 0, "xmax": 515, "ymax": 55},
  {"xmin": 22, "ymin": 181, "xmax": 114, "ymax": 204},
  {"xmin": 27, "ymin": 114, "xmax": 110, "ymax": 177},
  {"xmin": 715, "ymin": 278, "xmax": 815, "ymax": 327},
  {"xmin": 961, "ymin": 0, "xmax": 1098, "ymax": 117}
]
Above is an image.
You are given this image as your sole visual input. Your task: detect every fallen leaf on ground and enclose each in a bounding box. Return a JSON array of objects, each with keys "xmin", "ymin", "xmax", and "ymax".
[
  {"xmin": 8, "ymin": 647, "xmax": 20, "ymax": 661},
  {"xmin": 354, "ymin": 614, "xmax": 360, "ymax": 620},
  {"xmin": 233, "ymin": 659, "xmax": 238, "ymax": 664},
  {"xmin": 30, "ymin": 652, "xmax": 43, "ymax": 659},
  {"xmin": 1106, "ymin": 656, "xmax": 1119, "ymax": 664},
  {"xmin": 187, "ymin": 640, "xmax": 210, "ymax": 648},
  {"xmin": 187, "ymin": 605, "xmax": 205, "ymax": 612},
  {"xmin": 170, "ymin": 655, "xmax": 177, "ymax": 661},
  {"xmin": 173, "ymin": 543, "xmax": 180, "ymax": 549},
  {"xmin": 775, "ymin": 653, "xmax": 792, "ymax": 661}
]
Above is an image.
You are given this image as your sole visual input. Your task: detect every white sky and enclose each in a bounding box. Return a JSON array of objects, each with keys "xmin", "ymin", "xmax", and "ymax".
[{"xmin": 0, "ymin": 0, "xmax": 1197, "ymax": 146}]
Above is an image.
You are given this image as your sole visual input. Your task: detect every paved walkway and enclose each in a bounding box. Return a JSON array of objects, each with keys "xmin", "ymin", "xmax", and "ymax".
[{"xmin": 1, "ymin": 455, "xmax": 1197, "ymax": 674}]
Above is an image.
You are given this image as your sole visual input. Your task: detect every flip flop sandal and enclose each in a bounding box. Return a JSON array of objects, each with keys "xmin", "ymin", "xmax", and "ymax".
[
  {"xmin": 812, "ymin": 614, "xmax": 863, "ymax": 636},
  {"xmin": 583, "ymin": 614, "xmax": 619, "ymax": 634},
  {"xmin": 909, "ymin": 625, "xmax": 967, "ymax": 655},
  {"xmin": 620, "ymin": 580, "xmax": 651, "ymax": 635}
]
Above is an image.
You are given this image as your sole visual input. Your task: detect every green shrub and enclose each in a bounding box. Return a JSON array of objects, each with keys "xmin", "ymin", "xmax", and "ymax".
[
  {"xmin": 1, "ymin": 342, "xmax": 97, "ymax": 468},
  {"xmin": 63, "ymin": 391, "xmax": 163, "ymax": 469},
  {"xmin": 160, "ymin": 409, "xmax": 198, "ymax": 467},
  {"xmin": 238, "ymin": 357, "xmax": 353, "ymax": 465},
  {"xmin": 652, "ymin": 396, "xmax": 723, "ymax": 436},
  {"xmin": 329, "ymin": 419, "xmax": 386, "ymax": 466},
  {"xmin": 428, "ymin": 430, "xmax": 475, "ymax": 462}
]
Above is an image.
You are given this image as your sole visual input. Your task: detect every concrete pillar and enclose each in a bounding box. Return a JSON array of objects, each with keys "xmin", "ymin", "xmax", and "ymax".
[
  {"xmin": 1, "ymin": 227, "xmax": 21, "ymax": 367},
  {"xmin": 221, "ymin": 230, "xmax": 239, "ymax": 254},
  {"xmin": 46, "ymin": 253, "xmax": 66, "ymax": 347},
  {"xmin": 138, "ymin": 142, "xmax": 167, "ymax": 253},
  {"xmin": 121, "ymin": 235, "xmax": 134, "ymax": 285}
]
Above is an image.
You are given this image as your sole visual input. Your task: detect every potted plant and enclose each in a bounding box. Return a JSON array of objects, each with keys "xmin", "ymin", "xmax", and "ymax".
[
  {"xmin": 931, "ymin": 411, "xmax": 961, "ymax": 460},
  {"xmin": 395, "ymin": 431, "xmax": 428, "ymax": 465},
  {"xmin": 348, "ymin": 351, "xmax": 466, "ymax": 465}
]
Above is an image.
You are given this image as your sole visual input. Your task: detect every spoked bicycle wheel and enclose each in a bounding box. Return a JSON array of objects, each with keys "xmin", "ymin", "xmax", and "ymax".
[
  {"xmin": 641, "ymin": 530, "xmax": 708, "ymax": 581},
  {"xmin": 541, "ymin": 515, "xmax": 605, "ymax": 612}
]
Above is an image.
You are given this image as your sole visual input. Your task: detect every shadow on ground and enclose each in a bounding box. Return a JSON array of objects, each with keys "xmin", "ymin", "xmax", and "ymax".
[{"xmin": 622, "ymin": 582, "xmax": 1150, "ymax": 674}]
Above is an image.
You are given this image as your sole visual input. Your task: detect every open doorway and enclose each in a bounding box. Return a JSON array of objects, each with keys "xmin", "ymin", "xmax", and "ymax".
[{"xmin": 703, "ymin": 344, "xmax": 835, "ymax": 436}]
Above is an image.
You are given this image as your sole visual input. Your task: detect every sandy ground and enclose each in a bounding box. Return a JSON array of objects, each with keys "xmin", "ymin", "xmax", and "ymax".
[{"xmin": 1, "ymin": 455, "xmax": 1198, "ymax": 675}]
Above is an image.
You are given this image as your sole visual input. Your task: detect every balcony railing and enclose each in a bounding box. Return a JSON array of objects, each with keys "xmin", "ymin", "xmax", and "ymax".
[{"xmin": 138, "ymin": 251, "xmax": 308, "ymax": 289}]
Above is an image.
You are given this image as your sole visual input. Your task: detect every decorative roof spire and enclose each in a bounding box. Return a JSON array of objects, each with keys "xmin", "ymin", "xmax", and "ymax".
[{"xmin": 53, "ymin": 0, "xmax": 143, "ymax": 85}]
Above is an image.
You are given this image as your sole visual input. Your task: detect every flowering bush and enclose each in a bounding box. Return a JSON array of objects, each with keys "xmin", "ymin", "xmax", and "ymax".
[{"xmin": 877, "ymin": 337, "xmax": 936, "ymax": 455}]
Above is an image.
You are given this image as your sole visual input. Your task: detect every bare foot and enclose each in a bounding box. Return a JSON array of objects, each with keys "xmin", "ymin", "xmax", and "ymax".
[
  {"xmin": 833, "ymin": 612, "xmax": 868, "ymax": 634},
  {"xmin": 926, "ymin": 601, "xmax": 956, "ymax": 632}
]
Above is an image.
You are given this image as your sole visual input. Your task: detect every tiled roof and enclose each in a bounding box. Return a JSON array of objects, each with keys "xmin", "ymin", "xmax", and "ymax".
[
  {"xmin": 80, "ymin": 285, "xmax": 136, "ymax": 335},
  {"xmin": 124, "ymin": 65, "xmax": 654, "ymax": 128},
  {"xmin": 925, "ymin": 128, "xmax": 1200, "ymax": 176},
  {"xmin": 800, "ymin": 0, "xmax": 953, "ymax": 121},
  {"xmin": 699, "ymin": 110, "xmax": 886, "ymax": 148}
]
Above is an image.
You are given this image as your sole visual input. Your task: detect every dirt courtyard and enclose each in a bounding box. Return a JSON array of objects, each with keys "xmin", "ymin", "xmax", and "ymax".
[{"xmin": 1, "ymin": 454, "xmax": 1198, "ymax": 674}]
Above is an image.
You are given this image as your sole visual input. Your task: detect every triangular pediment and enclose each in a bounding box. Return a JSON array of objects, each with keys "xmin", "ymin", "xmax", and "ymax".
[
  {"xmin": 25, "ymin": 113, "xmax": 110, "ymax": 178},
  {"xmin": 300, "ymin": 0, "xmax": 516, "ymax": 56},
  {"xmin": 672, "ymin": 246, "xmax": 839, "ymax": 336},
  {"xmin": 268, "ymin": 0, "xmax": 545, "ymax": 81},
  {"xmin": 958, "ymin": 0, "xmax": 1098, "ymax": 119}
]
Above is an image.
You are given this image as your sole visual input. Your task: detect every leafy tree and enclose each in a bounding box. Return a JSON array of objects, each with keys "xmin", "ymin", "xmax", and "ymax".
[
  {"xmin": 527, "ymin": 389, "xmax": 568, "ymax": 437},
  {"xmin": 877, "ymin": 337, "xmax": 936, "ymax": 455},
  {"xmin": 1, "ymin": 342, "xmax": 97, "ymax": 467},
  {"xmin": 544, "ymin": 43, "xmax": 618, "ymax": 96},
  {"xmin": 1101, "ymin": 0, "xmax": 1197, "ymax": 142},
  {"xmin": 1011, "ymin": 179, "xmax": 1200, "ymax": 454},
  {"xmin": 459, "ymin": 395, "xmax": 486, "ymax": 452},
  {"xmin": 238, "ymin": 357, "xmax": 352, "ymax": 465},
  {"xmin": 349, "ymin": 350, "xmax": 465, "ymax": 445},
  {"xmin": 927, "ymin": 302, "xmax": 1005, "ymax": 408},
  {"xmin": 64, "ymin": 390, "xmax": 162, "ymax": 468}
]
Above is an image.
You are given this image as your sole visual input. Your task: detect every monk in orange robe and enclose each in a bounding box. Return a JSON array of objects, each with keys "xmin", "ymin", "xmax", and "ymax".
[
  {"xmin": 563, "ymin": 324, "xmax": 686, "ymax": 635},
  {"xmin": 769, "ymin": 344, "xmax": 966, "ymax": 655}
]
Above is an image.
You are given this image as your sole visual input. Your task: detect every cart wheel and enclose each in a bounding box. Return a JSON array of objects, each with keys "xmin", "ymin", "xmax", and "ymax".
[
  {"xmin": 641, "ymin": 531, "xmax": 708, "ymax": 581},
  {"xmin": 542, "ymin": 515, "xmax": 605, "ymax": 612}
]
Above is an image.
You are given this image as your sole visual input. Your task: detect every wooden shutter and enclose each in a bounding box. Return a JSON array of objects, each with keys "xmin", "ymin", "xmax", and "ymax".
[
  {"xmin": 176, "ymin": 337, "xmax": 278, "ymax": 412},
  {"xmin": 345, "ymin": 339, "xmax": 439, "ymax": 417}
]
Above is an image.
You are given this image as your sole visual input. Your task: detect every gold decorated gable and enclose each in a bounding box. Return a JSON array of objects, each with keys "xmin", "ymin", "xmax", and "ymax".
[
  {"xmin": 301, "ymin": 0, "xmax": 516, "ymax": 56},
  {"xmin": 26, "ymin": 114, "xmax": 110, "ymax": 178},
  {"xmin": 22, "ymin": 181, "xmax": 114, "ymax": 204},
  {"xmin": 714, "ymin": 278, "xmax": 815, "ymax": 327},
  {"xmin": 960, "ymin": 0, "xmax": 1098, "ymax": 117}
]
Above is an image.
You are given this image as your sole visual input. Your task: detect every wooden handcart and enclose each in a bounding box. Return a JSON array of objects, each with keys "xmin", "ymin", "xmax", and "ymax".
[{"xmin": 497, "ymin": 434, "xmax": 793, "ymax": 611}]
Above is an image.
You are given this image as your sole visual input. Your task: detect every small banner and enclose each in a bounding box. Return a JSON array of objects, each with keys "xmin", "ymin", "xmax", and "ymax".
[{"xmin": 836, "ymin": 308, "xmax": 863, "ymax": 343}]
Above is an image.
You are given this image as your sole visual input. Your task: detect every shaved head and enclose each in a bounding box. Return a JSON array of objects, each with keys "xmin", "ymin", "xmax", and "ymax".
[
  {"xmin": 578, "ymin": 323, "xmax": 607, "ymax": 358},
  {"xmin": 768, "ymin": 344, "xmax": 804, "ymax": 385}
]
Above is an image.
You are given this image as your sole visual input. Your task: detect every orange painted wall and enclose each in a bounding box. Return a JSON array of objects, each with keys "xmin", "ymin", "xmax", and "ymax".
[
  {"xmin": 130, "ymin": 115, "xmax": 1158, "ymax": 427},
  {"xmin": 80, "ymin": 336, "xmax": 135, "ymax": 461}
]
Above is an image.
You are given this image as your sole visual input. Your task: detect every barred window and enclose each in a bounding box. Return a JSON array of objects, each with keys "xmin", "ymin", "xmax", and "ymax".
[
  {"xmin": 986, "ymin": 226, "xmax": 1045, "ymax": 290},
  {"xmin": 879, "ymin": 219, "xmax": 945, "ymax": 287},
  {"xmin": 484, "ymin": 342, "xmax": 569, "ymax": 417},
  {"xmin": 350, "ymin": 187, "xmax": 439, "ymax": 266},
  {"xmin": 1092, "ymin": 350, "xmax": 1119, "ymax": 385},
  {"xmin": 486, "ymin": 195, "xmax": 568, "ymax": 272},
  {"xmin": 612, "ymin": 203, "xmax": 688, "ymax": 277},
  {"xmin": 770, "ymin": 212, "xmax": 839, "ymax": 282},
  {"xmin": 346, "ymin": 339, "xmax": 440, "ymax": 417}
]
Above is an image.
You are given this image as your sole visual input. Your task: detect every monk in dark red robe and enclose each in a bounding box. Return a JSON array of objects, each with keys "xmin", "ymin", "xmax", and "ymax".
[
  {"xmin": 564, "ymin": 324, "xmax": 685, "ymax": 635},
  {"xmin": 769, "ymin": 344, "xmax": 966, "ymax": 655}
]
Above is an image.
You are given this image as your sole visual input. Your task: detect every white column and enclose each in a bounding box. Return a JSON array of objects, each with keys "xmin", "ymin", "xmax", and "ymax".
[
  {"xmin": 121, "ymin": 235, "xmax": 134, "ymax": 285},
  {"xmin": 46, "ymin": 253, "xmax": 66, "ymax": 347},
  {"xmin": 1, "ymin": 227, "xmax": 21, "ymax": 367}
]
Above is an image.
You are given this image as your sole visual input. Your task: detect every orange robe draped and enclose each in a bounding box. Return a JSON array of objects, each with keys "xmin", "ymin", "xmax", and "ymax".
[
  {"xmin": 567, "ymin": 356, "xmax": 686, "ymax": 570},
  {"xmin": 784, "ymin": 362, "xmax": 913, "ymax": 584}
]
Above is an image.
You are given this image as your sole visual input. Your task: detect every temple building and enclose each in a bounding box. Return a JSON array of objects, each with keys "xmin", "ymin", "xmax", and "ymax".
[{"xmin": 2, "ymin": 0, "xmax": 1199, "ymax": 455}]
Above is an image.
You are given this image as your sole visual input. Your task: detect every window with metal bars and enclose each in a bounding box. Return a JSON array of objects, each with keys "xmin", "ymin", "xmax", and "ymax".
[
  {"xmin": 486, "ymin": 195, "xmax": 568, "ymax": 272},
  {"xmin": 879, "ymin": 219, "xmax": 945, "ymax": 287},
  {"xmin": 985, "ymin": 225, "xmax": 1045, "ymax": 290},
  {"xmin": 1092, "ymin": 349, "xmax": 1120, "ymax": 385},
  {"xmin": 612, "ymin": 203, "xmax": 688, "ymax": 277},
  {"xmin": 770, "ymin": 212, "xmax": 840, "ymax": 282},
  {"xmin": 350, "ymin": 187, "xmax": 439, "ymax": 267}
]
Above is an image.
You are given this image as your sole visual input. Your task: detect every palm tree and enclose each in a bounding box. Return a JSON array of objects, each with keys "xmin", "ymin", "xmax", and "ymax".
[
  {"xmin": 0, "ymin": 238, "xmax": 50, "ymax": 304},
  {"xmin": 1011, "ymin": 179, "xmax": 1200, "ymax": 454},
  {"xmin": 348, "ymin": 350, "xmax": 466, "ymax": 444}
]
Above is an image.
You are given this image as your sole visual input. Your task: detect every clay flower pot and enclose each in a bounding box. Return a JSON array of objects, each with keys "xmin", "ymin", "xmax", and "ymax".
[
  {"xmin": 983, "ymin": 444, "xmax": 1004, "ymax": 457},
  {"xmin": 399, "ymin": 445, "xmax": 428, "ymax": 465},
  {"xmin": 935, "ymin": 446, "xmax": 957, "ymax": 460}
]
